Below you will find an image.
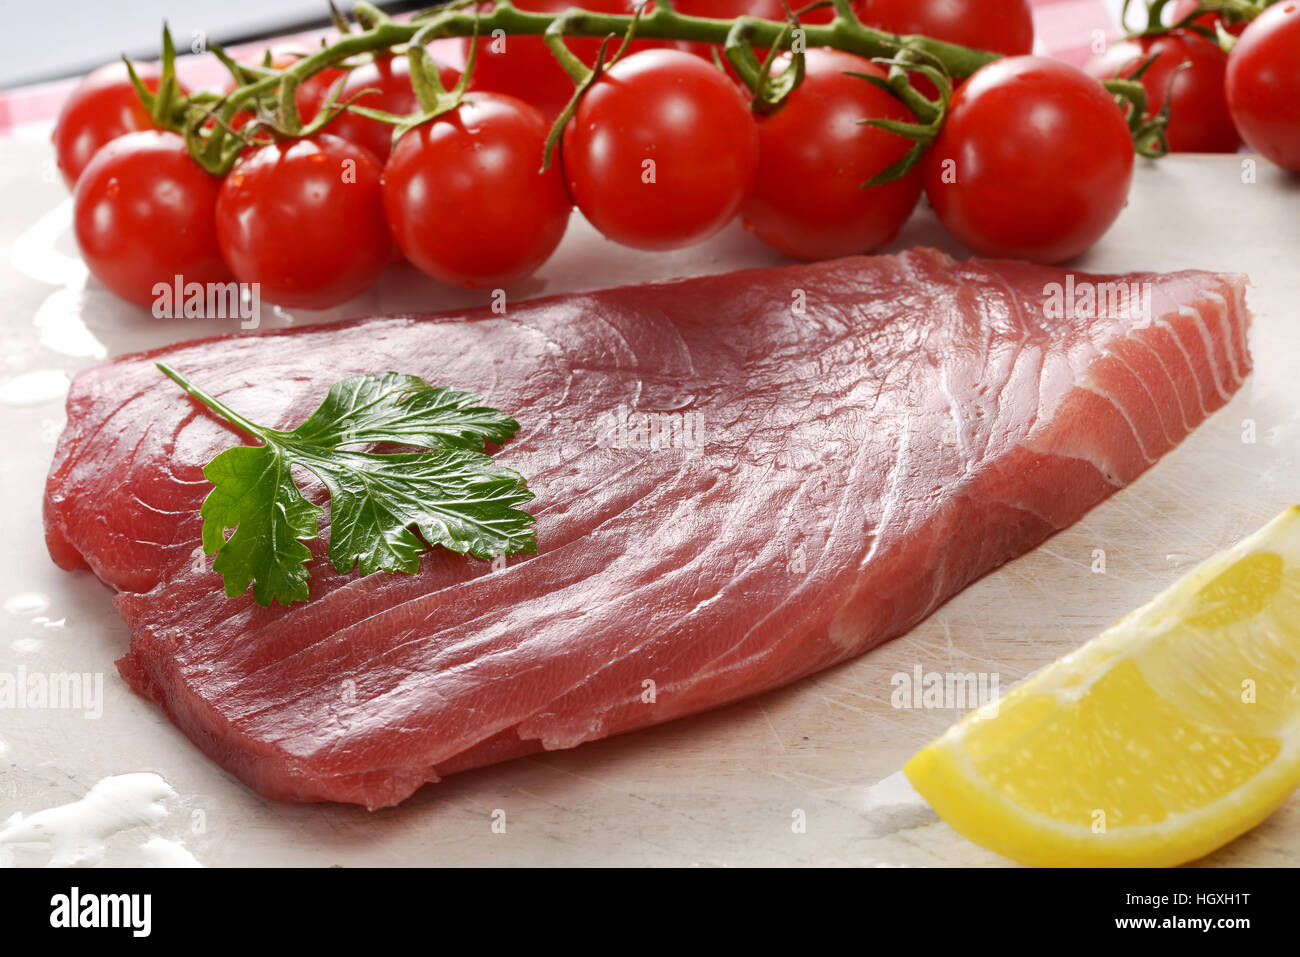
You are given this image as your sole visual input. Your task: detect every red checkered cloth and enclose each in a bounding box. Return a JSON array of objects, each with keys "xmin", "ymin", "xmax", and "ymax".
[
  {"xmin": 1033, "ymin": 0, "xmax": 1124, "ymax": 65},
  {"xmin": 0, "ymin": 1, "xmax": 1120, "ymax": 135}
]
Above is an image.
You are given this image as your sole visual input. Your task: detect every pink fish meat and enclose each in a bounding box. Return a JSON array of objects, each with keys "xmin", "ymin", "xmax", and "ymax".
[{"xmin": 43, "ymin": 249, "xmax": 1252, "ymax": 807}]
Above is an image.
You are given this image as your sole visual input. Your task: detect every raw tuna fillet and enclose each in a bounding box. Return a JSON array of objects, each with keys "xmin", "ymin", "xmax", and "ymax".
[{"xmin": 43, "ymin": 249, "xmax": 1252, "ymax": 808}]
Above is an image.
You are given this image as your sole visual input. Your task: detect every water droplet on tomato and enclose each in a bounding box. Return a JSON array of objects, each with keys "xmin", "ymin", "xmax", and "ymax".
[{"xmin": 105, "ymin": 177, "xmax": 119, "ymax": 198}]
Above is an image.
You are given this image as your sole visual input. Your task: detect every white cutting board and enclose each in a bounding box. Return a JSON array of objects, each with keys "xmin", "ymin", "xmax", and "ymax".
[{"xmin": 1, "ymin": 128, "xmax": 1297, "ymax": 866}]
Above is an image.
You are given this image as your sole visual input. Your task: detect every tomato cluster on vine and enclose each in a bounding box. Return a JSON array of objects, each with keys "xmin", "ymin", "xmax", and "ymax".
[{"xmin": 52, "ymin": 0, "xmax": 1300, "ymax": 312}]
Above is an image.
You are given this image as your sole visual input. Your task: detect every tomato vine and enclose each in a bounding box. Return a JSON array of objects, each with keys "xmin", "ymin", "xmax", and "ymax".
[{"xmin": 127, "ymin": 0, "xmax": 1007, "ymax": 176}]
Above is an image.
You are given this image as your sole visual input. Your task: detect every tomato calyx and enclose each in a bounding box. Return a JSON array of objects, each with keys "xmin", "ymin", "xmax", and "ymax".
[
  {"xmin": 191, "ymin": 46, "xmax": 347, "ymax": 166},
  {"xmin": 827, "ymin": 42, "xmax": 954, "ymax": 187},
  {"xmin": 344, "ymin": 18, "xmax": 480, "ymax": 148},
  {"xmin": 121, "ymin": 23, "xmax": 187, "ymax": 131},
  {"xmin": 837, "ymin": 46, "xmax": 955, "ymax": 187},
  {"xmin": 1097, "ymin": 51, "xmax": 1190, "ymax": 158},
  {"xmin": 722, "ymin": 12, "xmax": 808, "ymax": 114},
  {"xmin": 725, "ymin": 2, "xmax": 953, "ymax": 185}
]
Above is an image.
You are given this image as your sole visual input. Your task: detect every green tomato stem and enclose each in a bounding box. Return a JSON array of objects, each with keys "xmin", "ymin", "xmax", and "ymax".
[
  {"xmin": 1124, "ymin": 0, "xmax": 1274, "ymax": 40},
  {"xmin": 167, "ymin": 2, "xmax": 1003, "ymax": 174}
]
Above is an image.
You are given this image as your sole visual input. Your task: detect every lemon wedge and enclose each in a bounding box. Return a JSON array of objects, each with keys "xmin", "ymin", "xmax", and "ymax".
[{"xmin": 904, "ymin": 506, "xmax": 1300, "ymax": 867}]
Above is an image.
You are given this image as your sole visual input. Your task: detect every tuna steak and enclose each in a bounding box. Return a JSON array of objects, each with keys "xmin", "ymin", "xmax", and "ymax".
[{"xmin": 43, "ymin": 249, "xmax": 1252, "ymax": 808}]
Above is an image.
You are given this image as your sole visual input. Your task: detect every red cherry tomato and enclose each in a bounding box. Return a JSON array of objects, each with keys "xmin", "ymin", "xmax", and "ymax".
[
  {"xmin": 290, "ymin": 67, "xmax": 348, "ymax": 123},
  {"xmin": 1226, "ymin": 1, "xmax": 1300, "ymax": 173},
  {"xmin": 674, "ymin": 0, "xmax": 784, "ymax": 16},
  {"xmin": 562, "ymin": 49, "xmax": 759, "ymax": 251},
  {"xmin": 1084, "ymin": 30, "xmax": 1238, "ymax": 153},
  {"xmin": 796, "ymin": 3, "xmax": 835, "ymax": 24},
  {"xmin": 72, "ymin": 131, "xmax": 229, "ymax": 307},
  {"xmin": 382, "ymin": 93, "xmax": 571, "ymax": 287},
  {"xmin": 54, "ymin": 63, "xmax": 183, "ymax": 189},
  {"xmin": 466, "ymin": 0, "xmax": 673, "ymax": 119},
  {"xmin": 742, "ymin": 50, "xmax": 922, "ymax": 259},
  {"xmin": 216, "ymin": 135, "xmax": 390, "ymax": 309},
  {"xmin": 924, "ymin": 56, "xmax": 1134, "ymax": 263},
  {"xmin": 852, "ymin": 0, "xmax": 1034, "ymax": 56},
  {"xmin": 329, "ymin": 55, "xmax": 461, "ymax": 161}
]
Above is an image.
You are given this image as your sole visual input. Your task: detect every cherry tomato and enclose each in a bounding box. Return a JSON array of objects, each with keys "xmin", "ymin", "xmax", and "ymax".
[
  {"xmin": 562, "ymin": 49, "xmax": 759, "ymax": 251},
  {"xmin": 1226, "ymin": 1, "xmax": 1300, "ymax": 173},
  {"xmin": 852, "ymin": 0, "xmax": 1034, "ymax": 56},
  {"xmin": 742, "ymin": 50, "xmax": 921, "ymax": 259},
  {"xmin": 1168, "ymin": 0, "xmax": 1247, "ymax": 36},
  {"xmin": 382, "ymin": 93, "xmax": 571, "ymax": 287},
  {"xmin": 795, "ymin": 3, "xmax": 835, "ymax": 24},
  {"xmin": 924, "ymin": 56, "xmax": 1134, "ymax": 263},
  {"xmin": 328, "ymin": 55, "xmax": 461, "ymax": 161},
  {"xmin": 216, "ymin": 135, "xmax": 390, "ymax": 309},
  {"xmin": 73, "ymin": 131, "xmax": 229, "ymax": 307},
  {"xmin": 466, "ymin": 0, "xmax": 673, "ymax": 119},
  {"xmin": 54, "ymin": 63, "xmax": 183, "ymax": 189},
  {"xmin": 1085, "ymin": 30, "xmax": 1238, "ymax": 153}
]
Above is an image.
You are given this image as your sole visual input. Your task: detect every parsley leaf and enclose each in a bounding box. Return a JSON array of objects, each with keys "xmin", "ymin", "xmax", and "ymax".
[{"xmin": 159, "ymin": 364, "xmax": 536, "ymax": 607}]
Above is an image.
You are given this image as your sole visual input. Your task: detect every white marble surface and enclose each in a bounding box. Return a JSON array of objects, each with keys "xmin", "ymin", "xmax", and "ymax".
[{"xmin": 1, "ymin": 130, "xmax": 1297, "ymax": 865}]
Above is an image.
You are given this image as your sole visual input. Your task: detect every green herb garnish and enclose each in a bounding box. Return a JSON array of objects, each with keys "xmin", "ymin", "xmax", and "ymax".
[{"xmin": 158, "ymin": 363, "xmax": 536, "ymax": 607}]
